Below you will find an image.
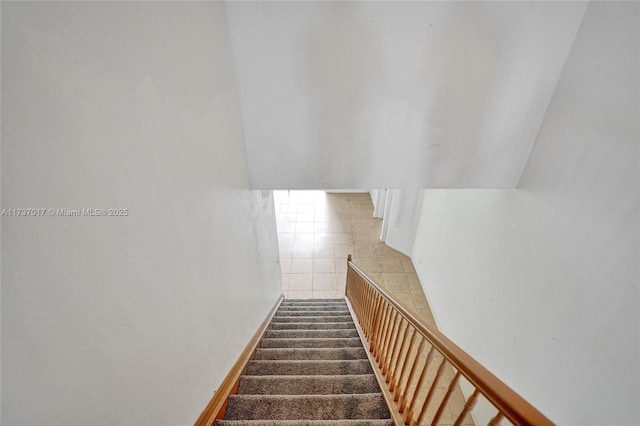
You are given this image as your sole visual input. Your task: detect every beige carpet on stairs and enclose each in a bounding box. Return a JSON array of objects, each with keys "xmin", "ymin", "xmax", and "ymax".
[{"xmin": 216, "ymin": 299, "xmax": 393, "ymax": 426}]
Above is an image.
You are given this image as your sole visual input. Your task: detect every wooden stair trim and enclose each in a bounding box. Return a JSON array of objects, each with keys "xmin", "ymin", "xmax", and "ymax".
[{"xmin": 194, "ymin": 294, "xmax": 285, "ymax": 426}]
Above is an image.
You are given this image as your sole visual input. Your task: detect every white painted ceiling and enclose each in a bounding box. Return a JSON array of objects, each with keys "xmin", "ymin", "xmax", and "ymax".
[{"xmin": 225, "ymin": 1, "xmax": 587, "ymax": 189}]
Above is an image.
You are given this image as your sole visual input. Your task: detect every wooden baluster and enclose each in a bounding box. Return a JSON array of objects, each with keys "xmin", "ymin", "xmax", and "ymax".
[
  {"xmin": 370, "ymin": 294, "xmax": 385, "ymax": 355},
  {"xmin": 352, "ymin": 278, "xmax": 360, "ymax": 320},
  {"xmin": 395, "ymin": 328, "xmax": 417, "ymax": 402},
  {"xmin": 426, "ymin": 369, "xmax": 461, "ymax": 425},
  {"xmin": 376, "ymin": 304, "xmax": 393, "ymax": 365},
  {"xmin": 370, "ymin": 289, "xmax": 379, "ymax": 339},
  {"xmin": 367, "ymin": 292, "xmax": 378, "ymax": 351},
  {"xmin": 399, "ymin": 336, "xmax": 426, "ymax": 412},
  {"xmin": 405, "ymin": 346, "xmax": 438, "ymax": 426},
  {"xmin": 353, "ymin": 279, "xmax": 364, "ymax": 328},
  {"xmin": 453, "ymin": 389, "xmax": 480, "ymax": 426},
  {"xmin": 403, "ymin": 344, "xmax": 435, "ymax": 424},
  {"xmin": 380, "ymin": 310, "xmax": 398, "ymax": 369},
  {"xmin": 415, "ymin": 358, "xmax": 448, "ymax": 425},
  {"xmin": 348, "ymin": 257, "xmax": 355, "ymax": 297},
  {"xmin": 377, "ymin": 305, "xmax": 392, "ymax": 366},
  {"xmin": 360, "ymin": 285, "xmax": 365, "ymax": 321},
  {"xmin": 360, "ymin": 284, "xmax": 369, "ymax": 337},
  {"xmin": 387, "ymin": 314, "xmax": 404, "ymax": 383},
  {"xmin": 384, "ymin": 314, "xmax": 402, "ymax": 379},
  {"xmin": 390, "ymin": 320, "xmax": 411, "ymax": 392},
  {"xmin": 365, "ymin": 285, "xmax": 375, "ymax": 338},
  {"xmin": 350, "ymin": 276, "xmax": 358, "ymax": 313},
  {"xmin": 374, "ymin": 302, "xmax": 390, "ymax": 361},
  {"xmin": 344, "ymin": 270, "xmax": 349, "ymax": 297},
  {"xmin": 488, "ymin": 412, "xmax": 504, "ymax": 426}
]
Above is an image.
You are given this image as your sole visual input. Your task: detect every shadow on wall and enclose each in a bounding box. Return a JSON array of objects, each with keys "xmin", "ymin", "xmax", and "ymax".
[
  {"xmin": 299, "ymin": 2, "xmax": 502, "ymax": 188},
  {"xmin": 421, "ymin": 7, "xmax": 502, "ymax": 186},
  {"xmin": 301, "ymin": 2, "xmax": 379, "ymax": 188}
]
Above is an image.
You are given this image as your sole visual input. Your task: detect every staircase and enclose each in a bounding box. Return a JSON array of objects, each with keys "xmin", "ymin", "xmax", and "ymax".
[{"xmin": 216, "ymin": 298, "xmax": 393, "ymax": 426}]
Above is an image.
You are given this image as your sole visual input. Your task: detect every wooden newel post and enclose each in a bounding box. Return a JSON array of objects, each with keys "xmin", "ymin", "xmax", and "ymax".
[{"xmin": 345, "ymin": 255, "xmax": 352, "ymax": 296}]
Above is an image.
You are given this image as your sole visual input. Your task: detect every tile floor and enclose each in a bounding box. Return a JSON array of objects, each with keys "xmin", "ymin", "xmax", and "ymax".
[
  {"xmin": 274, "ymin": 191, "xmax": 435, "ymax": 328},
  {"xmin": 274, "ymin": 190, "xmax": 476, "ymax": 426}
]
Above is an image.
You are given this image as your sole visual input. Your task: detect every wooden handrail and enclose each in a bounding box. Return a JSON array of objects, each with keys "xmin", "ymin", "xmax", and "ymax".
[
  {"xmin": 345, "ymin": 255, "xmax": 553, "ymax": 426},
  {"xmin": 194, "ymin": 294, "xmax": 284, "ymax": 426}
]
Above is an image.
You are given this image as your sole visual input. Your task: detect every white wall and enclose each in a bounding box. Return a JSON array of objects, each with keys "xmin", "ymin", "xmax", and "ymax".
[
  {"xmin": 370, "ymin": 190, "xmax": 385, "ymax": 219},
  {"xmin": 411, "ymin": 2, "xmax": 639, "ymax": 424},
  {"xmin": 1, "ymin": 3, "xmax": 281, "ymax": 425},
  {"xmin": 381, "ymin": 189, "xmax": 424, "ymax": 256},
  {"xmin": 226, "ymin": 1, "xmax": 586, "ymax": 189}
]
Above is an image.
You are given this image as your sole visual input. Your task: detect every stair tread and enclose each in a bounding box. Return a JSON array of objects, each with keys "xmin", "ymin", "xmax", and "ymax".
[
  {"xmin": 278, "ymin": 305, "xmax": 348, "ymax": 309},
  {"xmin": 279, "ymin": 304, "xmax": 347, "ymax": 307},
  {"xmin": 277, "ymin": 312, "xmax": 349, "ymax": 314},
  {"xmin": 248, "ymin": 359, "xmax": 370, "ymax": 365},
  {"xmin": 277, "ymin": 312, "xmax": 350, "ymax": 315},
  {"xmin": 229, "ymin": 393, "xmax": 383, "ymax": 399},
  {"xmin": 261, "ymin": 337, "xmax": 363, "ymax": 348},
  {"xmin": 216, "ymin": 421, "xmax": 393, "ymax": 426},
  {"xmin": 271, "ymin": 316, "xmax": 353, "ymax": 322},
  {"xmin": 240, "ymin": 374, "xmax": 376, "ymax": 379},
  {"xmin": 265, "ymin": 330, "xmax": 359, "ymax": 339},
  {"xmin": 262, "ymin": 337, "xmax": 361, "ymax": 342},
  {"xmin": 225, "ymin": 393, "xmax": 390, "ymax": 420},
  {"xmin": 278, "ymin": 306, "xmax": 348, "ymax": 309},
  {"xmin": 254, "ymin": 347, "xmax": 367, "ymax": 360},
  {"xmin": 279, "ymin": 302, "xmax": 347, "ymax": 305},
  {"xmin": 268, "ymin": 322, "xmax": 355, "ymax": 330},
  {"xmin": 266, "ymin": 329, "xmax": 358, "ymax": 333},
  {"xmin": 246, "ymin": 359, "xmax": 373, "ymax": 375},
  {"xmin": 237, "ymin": 374, "xmax": 380, "ymax": 395}
]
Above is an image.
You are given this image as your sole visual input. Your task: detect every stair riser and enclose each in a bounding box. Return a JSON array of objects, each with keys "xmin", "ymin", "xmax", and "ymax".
[
  {"xmin": 275, "ymin": 311, "xmax": 351, "ymax": 317},
  {"xmin": 225, "ymin": 394, "xmax": 390, "ymax": 420},
  {"xmin": 278, "ymin": 303, "xmax": 349, "ymax": 311},
  {"xmin": 268, "ymin": 322, "xmax": 355, "ymax": 330},
  {"xmin": 254, "ymin": 348, "xmax": 367, "ymax": 360},
  {"xmin": 277, "ymin": 306, "xmax": 349, "ymax": 311},
  {"xmin": 276, "ymin": 312, "xmax": 351, "ymax": 318},
  {"xmin": 246, "ymin": 360, "xmax": 373, "ymax": 376},
  {"xmin": 271, "ymin": 315, "xmax": 353, "ymax": 323},
  {"xmin": 216, "ymin": 421, "xmax": 394, "ymax": 426},
  {"xmin": 237, "ymin": 375, "xmax": 380, "ymax": 395},
  {"xmin": 260, "ymin": 338, "xmax": 363, "ymax": 348},
  {"xmin": 265, "ymin": 329, "xmax": 359, "ymax": 339}
]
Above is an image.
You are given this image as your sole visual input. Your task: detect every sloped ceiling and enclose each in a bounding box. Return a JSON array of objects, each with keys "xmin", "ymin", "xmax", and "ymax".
[{"xmin": 225, "ymin": 1, "xmax": 587, "ymax": 189}]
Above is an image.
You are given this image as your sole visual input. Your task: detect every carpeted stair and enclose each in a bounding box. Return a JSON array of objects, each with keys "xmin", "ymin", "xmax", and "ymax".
[{"xmin": 217, "ymin": 298, "xmax": 393, "ymax": 426}]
